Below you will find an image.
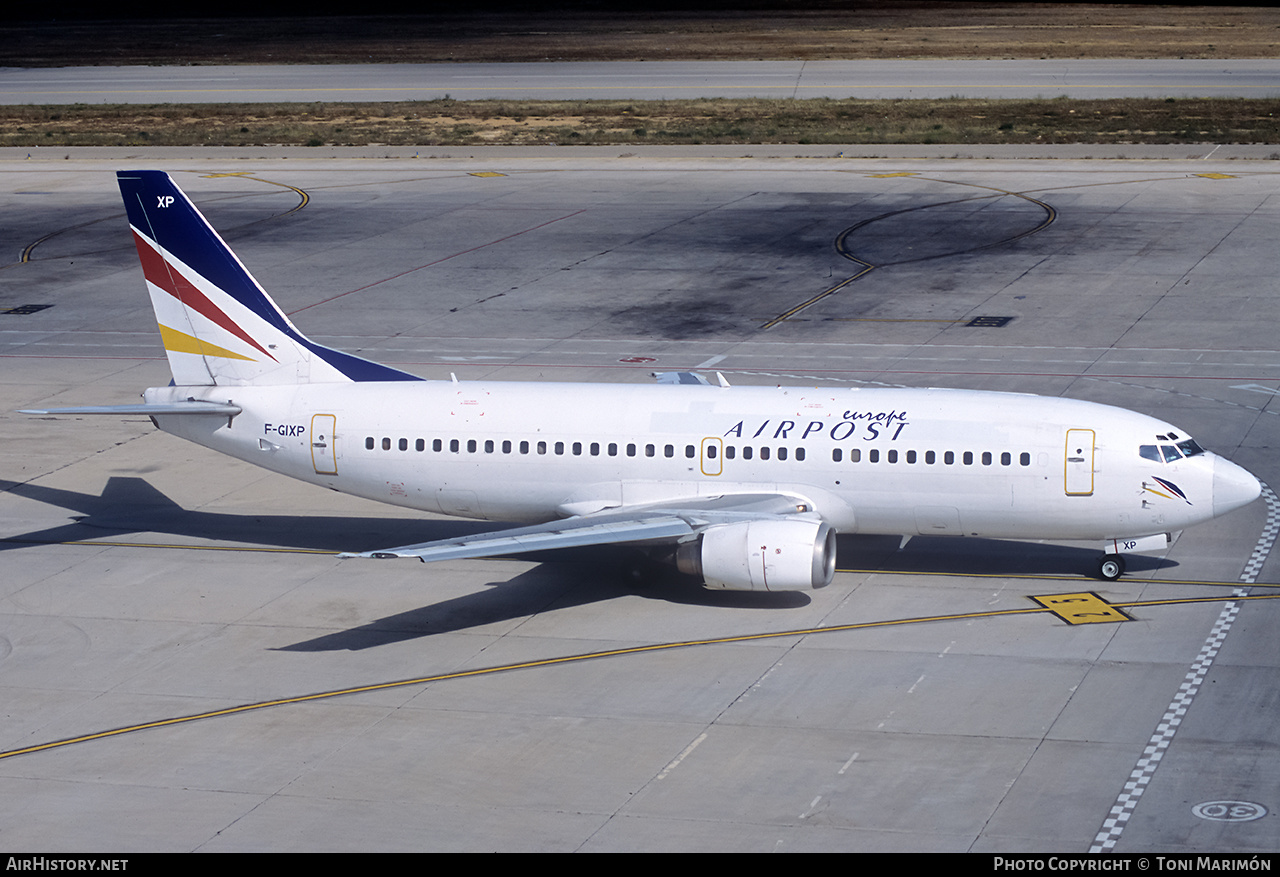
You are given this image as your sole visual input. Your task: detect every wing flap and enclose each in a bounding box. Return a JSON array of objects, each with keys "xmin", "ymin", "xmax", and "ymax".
[{"xmin": 340, "ymin": 515, "xmax": 697, "ymax": 562}]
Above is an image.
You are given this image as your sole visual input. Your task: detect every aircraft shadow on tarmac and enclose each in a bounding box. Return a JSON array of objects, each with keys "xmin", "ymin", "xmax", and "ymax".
[{"xmin": 0, "ymin": 477, "xmax": 1174, "ymax": 649}]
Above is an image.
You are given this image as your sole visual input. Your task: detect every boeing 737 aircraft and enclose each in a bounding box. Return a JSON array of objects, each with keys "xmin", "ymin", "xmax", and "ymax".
[{"xmin": 21, "ymin": 171, "xmax": 1263, "ymax": 588}]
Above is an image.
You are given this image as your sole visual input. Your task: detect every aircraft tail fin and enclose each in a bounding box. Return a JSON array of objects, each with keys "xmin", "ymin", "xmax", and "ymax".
[{"xmin": 116, "ymin": 170, "xmax": 420, "ymax": 387}]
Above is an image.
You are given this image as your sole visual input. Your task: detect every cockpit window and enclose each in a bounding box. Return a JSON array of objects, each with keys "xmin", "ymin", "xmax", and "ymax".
[
  {"xmin": 1177, "ymin": 438, "xmax": 1204, "ymax": 457},
  {"xmin": 1141, "ymin": 437, "xmax": 1206, "ymax": 464}
]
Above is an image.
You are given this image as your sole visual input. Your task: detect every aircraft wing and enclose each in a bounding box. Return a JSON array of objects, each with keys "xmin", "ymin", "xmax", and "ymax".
[
  {"xmin": 340, "ymin": 514, "xmax": 697, "ymax": 562},
  {"xmin": 340, "ymin": 492, "xmax": 815, "ymax": 563}
]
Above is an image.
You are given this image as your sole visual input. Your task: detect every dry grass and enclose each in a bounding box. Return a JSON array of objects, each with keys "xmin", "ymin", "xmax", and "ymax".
[
  {"xmin": 7, "ymin": 8, "xmax": 1276, "ymax": 149},
  {"xmin": 5, "ymin": 98, "xmax": 1279, "ymax": 147},
  {"xmin": 4, "ymin": 6, "xmax": 1280, "ymax": 67}
]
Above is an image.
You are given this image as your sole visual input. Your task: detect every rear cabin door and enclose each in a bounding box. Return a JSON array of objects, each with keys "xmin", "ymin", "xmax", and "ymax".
[{"xmin": 311, "ymin": 414, "xmax": 338, "ymax": 475}]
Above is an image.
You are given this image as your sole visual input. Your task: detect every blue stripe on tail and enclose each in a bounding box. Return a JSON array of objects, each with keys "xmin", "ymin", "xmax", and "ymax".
[{"xmin": 118, "ymin": 170, "xmax": 421, "ymax": 384}]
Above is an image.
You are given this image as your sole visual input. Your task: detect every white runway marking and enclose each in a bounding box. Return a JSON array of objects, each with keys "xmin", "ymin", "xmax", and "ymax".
[
  {"xmin": 1090, "ymin": 595, "xmax": 1247, "ymax": 852},
  {"xmin": 656, "ymin": 733, "xmax": 707, "ymax": 780},
  {"xmin": 1091, "ymin": 482, "xmax": 1277, "ymax": 852}
]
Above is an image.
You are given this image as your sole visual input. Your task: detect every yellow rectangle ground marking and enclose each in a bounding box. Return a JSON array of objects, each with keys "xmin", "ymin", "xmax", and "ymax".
[
  {"xmin": 1195, "ymin": 173, "xmax": 1237, "ymax": 180},
  {"xmin": 1030, "ymin": 591, "xmax": 1132, "ymax": 624},
  {"xmin": 469, "ymin": 172, "xmax": 507, "ymax": 178}
]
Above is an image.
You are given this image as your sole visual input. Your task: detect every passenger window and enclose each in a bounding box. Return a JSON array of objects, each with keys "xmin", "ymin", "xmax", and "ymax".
[
  {"xmin": 849, "ymin": 448, "xmax": 860, "ymax": 463},
  {"xmin": 416, "ymin": 438, "xmax": 425, "ymax": 452},
  {"xmin": 502, "ymin": 440, "xmax": 511, "ymax": 454},
  {"xmin": 869, "ymin": 449, "xmax": 879, "ymax": 463},
  {"xmin": 833, "ymin": 449, "xmax": 842, "ymax": 462},
  {"xmin": 646, "ymin": 444, "xmax": 655, "ymax": 457},
  {"xmin": 626, "ymin": 443, "xmax": 636, "ymax": 457},
  {"xmin": 467, "ymin": 439, "xmax": 477, "ymax": 453},
  {"xmin": 685, "ymin": 445, "xmax": 695, "ymax": 458},
  {"xmin": 777, "ymin": 447, "xmax": 788, "ymax": 461},
  {"xmin": 537, "ymin": 441, "xmax": 547, "ymax": 455},
  {"xmin": 555, "ymin": 442, "xmax": 565, "ymax": 455},
  {"xmin": 795, "ymin": 447, "xmax": 805, "ymax": 461},
  {"xmin": 760, "ymin": 447, "xmax": 771, "ymax": 460},
  {"xmin": 382, "ymin": 437, "xmax": 391, "ymax": 451},
  {"xmin": 925, "ymin": 451, "xmax": 935, "ymax": 464},
  {"xmin": 982, "ymin": 452, "xmax": 992, "ymax": 466},
  {"xmin": 366, "ymin": 437, "xmax": 374, "ymax": 450},
  {"xmin": 907, "ymin": 450, "xmax": 917, "ymax": 464},
  {"xmin": 607, "ymin": 443, "xmax": 616, "ymax": 456},
  {"xmin": 944, "ymin": 451, "xmax": 954, "ymax": 465},
  {"xmin": 1001, "ymin": 452, "xmax": 1011, "ymax": 466},
  {"xmin": 887, "ymin": 449, "xmax": 898, "ymax": 463},
  {"xmin": 572, "ymin": 442, "xmax": 582, "ymax": 456},
  {"xmin": 450, "ymin": 439, "xmax": 460, "ymax": 453},
  {"xmin": 484, "ymin": 440, "xmax": 494, "ymax": 453},
  {"xmin": 743, "ymin": 447, "xmax": 753, "ymax": 460},
  {"xmin": 519, "ymin": 440, "xmax": 529, "ymax": 454},
  {"xmin": 1020, "ymin": 452, "xmax": 1031, "ymax": 466},
  {"xmin": 725, "ymin": 446, "xmax": 735, "ymax": 459}
]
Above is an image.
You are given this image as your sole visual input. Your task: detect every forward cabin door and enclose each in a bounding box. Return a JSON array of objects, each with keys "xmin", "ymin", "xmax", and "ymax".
[
  {"xmin": 1064, "ymin": 428, "xmax": 1095, "ymax": 496},
  {"xmin": 311, "ymin": 414, "xmax": 338, "ymax": 475}
]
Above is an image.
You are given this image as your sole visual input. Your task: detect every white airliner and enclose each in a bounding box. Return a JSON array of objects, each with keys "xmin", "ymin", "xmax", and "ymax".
[{"xmin": 21, "ymin": 171, "xmax": 1263, "ymax": 588}]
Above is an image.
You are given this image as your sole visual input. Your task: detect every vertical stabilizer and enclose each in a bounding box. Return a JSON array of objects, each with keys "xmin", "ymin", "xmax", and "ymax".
[{"xmin": 117, "ymin": 170, "xmax": 421, "ymax": 387}]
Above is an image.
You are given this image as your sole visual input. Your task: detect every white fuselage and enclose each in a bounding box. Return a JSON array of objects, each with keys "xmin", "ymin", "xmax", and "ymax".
[{"xmin": 145, "ymin": 381, "xmax": 1243, "ymax": 544}]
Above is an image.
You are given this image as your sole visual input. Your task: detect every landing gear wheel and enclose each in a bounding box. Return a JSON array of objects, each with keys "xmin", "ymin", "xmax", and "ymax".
[{"xmin": 1097, "ymin": 554, "xmax": 1125, "ymax": 581}]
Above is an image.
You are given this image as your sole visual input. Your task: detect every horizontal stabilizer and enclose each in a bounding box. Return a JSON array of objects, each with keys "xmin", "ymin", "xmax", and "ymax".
[
  {"xmin": 652, "ymin": 371, "xmax": 713, "ymax": 385},
  {"xmin": 19, "ymin": 401, "xmax": 242, "ymax": 416}
]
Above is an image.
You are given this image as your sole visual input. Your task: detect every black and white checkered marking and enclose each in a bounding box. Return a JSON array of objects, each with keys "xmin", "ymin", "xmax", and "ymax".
[
  {"xmin": 1241, "ymin": 483, "xmax": 1279, "ymax": 584},
  {"xmin": 1090, "ymin": 481, "xmax": 1272, "ymax": 852},
  {"xmin": 1090, "ymin": 596, "xmax": 1246, "ymax": 851}
]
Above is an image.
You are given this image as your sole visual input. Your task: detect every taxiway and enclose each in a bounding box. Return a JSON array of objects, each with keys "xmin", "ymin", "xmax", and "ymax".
[{"xmin": 1, "ymin": 153, "xmax": 1277, "ymax": 851}]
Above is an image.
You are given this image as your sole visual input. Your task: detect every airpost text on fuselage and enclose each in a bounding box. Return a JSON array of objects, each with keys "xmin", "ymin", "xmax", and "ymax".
[{"xmin": 723, "ymin": 409, "xmax": 910, "ymax": 443}]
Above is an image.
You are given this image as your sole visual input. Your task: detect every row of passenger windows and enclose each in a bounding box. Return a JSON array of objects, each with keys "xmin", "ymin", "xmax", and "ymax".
[
  {"xmin": 364, "ymin": 436, "xmax": 1031, "ymax": 467},
  {"xmin": 367, "ymin": 436, "xmax": 704, "ymax": 458},
  {"xmin": 834, "ymin": 448, "xmax": 1032, "ymax": 467}
]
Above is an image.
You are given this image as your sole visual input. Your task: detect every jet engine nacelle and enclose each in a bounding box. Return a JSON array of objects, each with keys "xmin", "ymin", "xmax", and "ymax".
[{"xmin": 676, "ymin": 519, "xmax": 837, "ymax": 591}]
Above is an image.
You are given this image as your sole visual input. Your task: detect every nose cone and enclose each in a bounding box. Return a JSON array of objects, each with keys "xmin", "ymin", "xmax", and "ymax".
[{"xmin": 1213, "ymin": 456, "xmax": 1262, "ymax": 517}]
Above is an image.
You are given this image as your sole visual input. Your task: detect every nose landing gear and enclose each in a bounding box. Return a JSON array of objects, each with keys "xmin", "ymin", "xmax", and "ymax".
[{"xmin": 1097, "ymin": 554, "xmax": 1126, "ymax": 581}]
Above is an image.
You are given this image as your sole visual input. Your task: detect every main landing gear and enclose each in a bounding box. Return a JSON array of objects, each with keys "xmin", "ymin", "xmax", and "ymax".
[{"xmin": 1096, "ymin": 554, "xmax": 1126, "ymax": 581}]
